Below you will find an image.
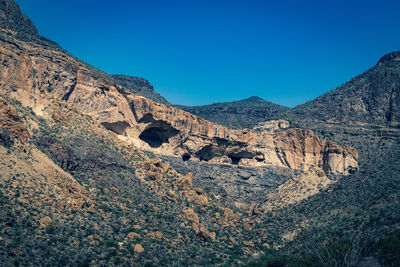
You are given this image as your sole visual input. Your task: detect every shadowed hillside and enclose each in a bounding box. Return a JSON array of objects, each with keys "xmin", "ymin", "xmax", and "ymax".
[
  {"xmin": 177, "ymin": 96, "xmax": 290, "ymax": 129},
  {"xmin": 286, "ymin": 51, "xmax": 400, "ymax": 126}
]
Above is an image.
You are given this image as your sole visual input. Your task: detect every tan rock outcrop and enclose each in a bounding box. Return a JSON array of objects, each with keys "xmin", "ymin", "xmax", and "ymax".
[
  {"xmin": 0, "ymin": 97, "xmax": 29, "ymax": 141},
  {"xmin": 146, "ymin": 231, "xmax": 163, "ymax": 239},
  {"xmin": 126, "ymin": 232, "xmax": 141, "ymax": 239},
  {"xmin": 197, "ymin": 226, "xmax": 216, "ymax": 242},
  {"xmin": 0, "ymin": 35, "xmax": 358, "ymax": 175},
  {"xmin": 178, "ymin": 172, "xmax": 193, "ymax": 188},
  {"xmin": 133, "ymin": 244, "xmax": 144, "ymax": 253},
  {"xmin": 182, "ymin": 208, "xmax": 199, "ymax": 224},
  {"xmin": 38, "ymin": 216, "xmax": 52, "ymax": 228}
]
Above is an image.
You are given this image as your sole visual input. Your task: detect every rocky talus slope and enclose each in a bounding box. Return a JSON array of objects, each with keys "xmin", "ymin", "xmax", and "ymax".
[{"xmin": 0, "ymin": 29, "xmax": 358, "ymax": 175}]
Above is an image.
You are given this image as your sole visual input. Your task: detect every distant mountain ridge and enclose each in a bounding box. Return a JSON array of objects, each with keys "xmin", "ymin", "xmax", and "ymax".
[
  {"xmin": 177, "ymin": 96, "xmax": 290, "ymax": 129},
  {"xmin": 176, "ymin": 52, "xmax": 400, "ymax": 129},
  {"xmin": 287, "ymin": 51, "xmax": 400, "ymax": 125},
  {"xmin": 111, "ymin": 75, "xmax": 170, "ymax": 105},
  {"xmin": 0, "ymin": 0, "xmax": 62, "ymax": 50},
  {"xmin": 0, "ymin": 0, "xmax": 37, "ymax": 35}
]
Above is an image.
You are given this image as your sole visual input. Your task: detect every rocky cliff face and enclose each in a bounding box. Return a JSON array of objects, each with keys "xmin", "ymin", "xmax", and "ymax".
[
  {"xmin": 0, "ymin": 31, "xmax": 358, "ymax": 175},
  {"xmin": 0, "ymin": 97, "xmax": 29, "ymax": 141},
  {"xmin": 124, "ymin": 96, "xmax": 358, "ymax": 174}
]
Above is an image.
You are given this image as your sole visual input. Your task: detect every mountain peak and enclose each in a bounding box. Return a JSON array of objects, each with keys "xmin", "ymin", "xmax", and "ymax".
[
  {"xmin": 377, "ymin": 51, "xmax": 400, "ymax": 65},
  {"xmin": 0, "ymin": 0, "xmax": 37, "ymax": 36},
  {"xmin": 244, "ymin": 96, "xmax": 264, "ymax": 101}
]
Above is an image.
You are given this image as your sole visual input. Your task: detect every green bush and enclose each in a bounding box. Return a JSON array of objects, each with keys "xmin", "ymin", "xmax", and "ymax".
[{"xmin": 372, "ymin": 230, "xmax": 400, "ymax": 266}]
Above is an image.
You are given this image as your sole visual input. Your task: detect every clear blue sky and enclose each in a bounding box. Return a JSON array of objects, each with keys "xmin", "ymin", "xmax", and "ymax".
[{"xmin": 15, "ymin": 0, "xmax": 400, "ymax": 107}]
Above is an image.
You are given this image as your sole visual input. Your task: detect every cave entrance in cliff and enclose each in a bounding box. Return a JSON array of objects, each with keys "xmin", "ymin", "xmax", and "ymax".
[
  {"xmin": 196, "ymin": 145, "xmax": 214, "ymax": 162},
  {"xmin": 139, "ymin": 121, "xmax": 179, "ymax": 148},
  {"xmin": 101, "ymin": 121, "xmax": 130, "ymax": 135},
  {"xmin": 229, "ymin": 156, "xmax": 241, "ymax": 165},
  {"xmin": 182, "ymin": 154, "xmax": 191, "ymax": 161},
  {"xmin": 227, "ymin": 151, "xmax": 256, "ymax": 165}
]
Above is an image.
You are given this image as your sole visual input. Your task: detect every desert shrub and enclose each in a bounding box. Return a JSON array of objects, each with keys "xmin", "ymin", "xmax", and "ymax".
[
  {"xmin": 372, "ymin": 229, "xmax": 400, "ymax": 266},
  {"xmin": 245, "ymin": 250, "xmax": 304, "ymax": 267}
]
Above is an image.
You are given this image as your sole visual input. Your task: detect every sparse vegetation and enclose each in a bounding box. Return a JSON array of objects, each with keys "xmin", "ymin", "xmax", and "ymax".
[
  {"xmin": 1, "ymin": 1, "xmax": 400, "ymax": 265},
  {"xmin": 177, "ymin": 96, "xmax": 290, "ymax": 129}
]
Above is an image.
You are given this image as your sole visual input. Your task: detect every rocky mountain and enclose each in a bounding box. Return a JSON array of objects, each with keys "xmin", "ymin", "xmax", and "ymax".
[
  {"xmin": 288, "ymin": 51, "xmax": 400, "ymax": 125},
  {"xmin": 178, "ymin": 52, "xmax": 400, "ymax": 130},
  {"xmin": 177, "ymin": 96, "xmax": 290, "ymax": 129},
  {"xmin": 111, "ymin": 75, "xmax": 170, "ymax": 105},
  {"xmin": 0, "ymin": 1, "xmax": 398, "ymax": 266},
  {"xmin": 0, "ymin": 21, "xmax": 357, "ymax": 175}
]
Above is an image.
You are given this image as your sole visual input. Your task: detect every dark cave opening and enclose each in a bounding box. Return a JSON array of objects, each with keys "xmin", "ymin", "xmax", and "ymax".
[
  {"xmin": 139, "ymin": 122, "xmax": 179, "ymax": 148},
  {"xmin": 182, "ymin": 154, "xmax": 191, "ymax": 161},
  {"xmin": 196, "ymin": 145, "xmax": 214, "ymax": 161},
  {"xmin": 229, "ymin": 156, "xmax": 241, "ymax": 165}
]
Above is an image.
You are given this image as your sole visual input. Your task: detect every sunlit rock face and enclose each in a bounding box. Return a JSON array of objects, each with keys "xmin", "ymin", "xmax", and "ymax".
[{"xmin": 0, "ymin": 33, "xmax": 358, "ymax": 175}]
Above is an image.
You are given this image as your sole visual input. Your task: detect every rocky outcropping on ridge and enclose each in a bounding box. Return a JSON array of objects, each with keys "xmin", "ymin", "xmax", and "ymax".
[{"xmin": 124, "ymin": 95, "xmax": 358, "ymax": 175}]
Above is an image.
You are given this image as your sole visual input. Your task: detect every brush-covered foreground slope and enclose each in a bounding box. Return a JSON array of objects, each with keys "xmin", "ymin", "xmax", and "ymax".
[
  {"xmin": 252, "ymin": 121, "xmax": 400, "ymax": 266},
  {"xmin": 0, "ymin": 95, "xmax": 275, "ymax": 266},
  {"xmin": 177, "ymin": 96, "xmax": 290, "ymax": 129},
  {"xmin": 244, "ymin": 53, "xmax": 400, "ymax": 265}
]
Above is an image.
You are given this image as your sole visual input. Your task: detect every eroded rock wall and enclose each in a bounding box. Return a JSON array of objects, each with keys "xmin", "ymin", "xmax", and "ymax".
[{"xmin": 0, "ymin": 34, "xmax": 358, "ymax": 175}]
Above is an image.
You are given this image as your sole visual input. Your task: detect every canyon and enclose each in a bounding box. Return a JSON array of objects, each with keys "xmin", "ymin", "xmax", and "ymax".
[
  {"xmin": 4, "ymin": 1, "xmax": 400, "ymax": 265},
  {"xmin": 0, "ymin": 32, "xmax": 358, "ymax": 175}
]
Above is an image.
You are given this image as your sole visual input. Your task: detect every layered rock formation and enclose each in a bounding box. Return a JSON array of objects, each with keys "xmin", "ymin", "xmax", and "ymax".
[
  {"xmin": 123, "ymin": 96, "xmax": 358, "ymax": 174},
  {"xmin": 262, "ymin": 167, "xmax": 333, "ymax": 212},
  {"xmin": 0, "ymin": 31, "xmax": 358, "ymax": 175}
]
